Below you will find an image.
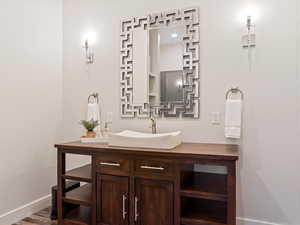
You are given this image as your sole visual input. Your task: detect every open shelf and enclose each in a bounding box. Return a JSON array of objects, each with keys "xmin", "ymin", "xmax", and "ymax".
[
  {"xmin": 181, "ymin": 197, "xmax": 227, "ymax": 225},
  {"xmin": 149, "ymin": 93, "xmax": 157, "ymax": 97},
  {"xmin": 63, "ymin": 164, "xmax": 92, "ymax": 183},
  {"xmin": 181, "ymin": 172, "xmax": 227, "ymax": 202},
  {"xmin": 64, "ymin": 206, "xmax": 91, "ymax": 225},
  {"xmin": 64, "ymin": 184, "xmax": 92, "ymax": 206},
  {"xmin": 149, "ymin": 72, "xmax": 157, "ymax": 78}
]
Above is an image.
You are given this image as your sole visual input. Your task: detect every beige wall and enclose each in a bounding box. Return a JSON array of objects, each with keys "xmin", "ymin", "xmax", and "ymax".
[
  {"xmin": 298, "ymin": 0, "xmax": 300, "ymax": 135},
  {"xmin": 0, "ymin": 0, "xmax": 62, "ymax": 222},
  {"xmin": 62, "ymin": 0, "xmax": 300, "ymax": 224}
]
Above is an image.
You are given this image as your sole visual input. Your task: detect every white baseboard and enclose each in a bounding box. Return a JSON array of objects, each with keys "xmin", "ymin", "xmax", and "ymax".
[
  {"xmin": 0, "ymin": 195, "xmax": 51, "ymax": 225},
  {"xmin": 237, "ymin": 217, "xmax": 284, "ymax": 225}
]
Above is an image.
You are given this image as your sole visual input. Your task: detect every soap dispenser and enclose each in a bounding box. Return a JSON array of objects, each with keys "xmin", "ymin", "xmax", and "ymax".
[
  {"xmin": 102, "ymin": 112, "xmax": 113, "ymax": 138},
  {"xmin": 102, "ymin": 122, "xmax": 111, "ymax": 138}
]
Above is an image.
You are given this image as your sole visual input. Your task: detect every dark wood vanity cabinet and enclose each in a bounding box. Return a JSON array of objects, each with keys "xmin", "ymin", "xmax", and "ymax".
[
  {"xmin": 95, "ymin": 155, "xmax": 174, "ymax": 225},
  {"xmin": 97, "ymin": 174, "xmax": 173, "ymax": 225},
  {"xmin": 97, "ymin": 174, "xmax": 129, "ymax": 225},
  {"xmin": 135, "ymin": 178, "xmax": 174, "ymax": 225},
  {"xmin": 55, "ymin": 142, "xmax": 238, "ymax": 225}
]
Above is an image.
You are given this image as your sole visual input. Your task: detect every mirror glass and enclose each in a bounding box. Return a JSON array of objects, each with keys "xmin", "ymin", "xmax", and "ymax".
[
  {"xmin": 132, "ymin": 28, "xmax": 149, "ymax": 105},
  {"xmin": 149, "ymin": 26, "xmax": 185, "ymax": 107}
]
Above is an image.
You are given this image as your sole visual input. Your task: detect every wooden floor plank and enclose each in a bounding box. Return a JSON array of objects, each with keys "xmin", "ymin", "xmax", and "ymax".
[{"xmin": 13, "ymin": 207, "xmax": 57, "ymax": 225}]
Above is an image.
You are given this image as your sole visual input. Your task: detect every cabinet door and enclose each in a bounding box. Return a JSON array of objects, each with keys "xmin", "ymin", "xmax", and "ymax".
[
  {"xmin": 135, "ymin": 178, "xmax": 173, "ymax": 225},
  {"xmin": 97, "ymin": 174, "xmax": 129, "ymax": 225}
]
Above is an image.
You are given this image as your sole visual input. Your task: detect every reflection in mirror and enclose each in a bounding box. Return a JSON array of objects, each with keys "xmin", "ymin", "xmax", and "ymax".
[
  {"xmin": 161, "ymin": 71, "xmax": 184, "ymax": 102},
  {"xmin": 149, "ymin": 26, "xmax": 185, "ymax": 108}
]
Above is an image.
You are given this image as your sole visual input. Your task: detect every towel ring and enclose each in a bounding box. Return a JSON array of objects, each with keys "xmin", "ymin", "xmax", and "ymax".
[
  {"xmin": 226, "ymin": 87, "xmax": 244, "ymax": 100},
  {"xmin": 88, "ymin": 93, "xmax": 99, "ymax": 104}
]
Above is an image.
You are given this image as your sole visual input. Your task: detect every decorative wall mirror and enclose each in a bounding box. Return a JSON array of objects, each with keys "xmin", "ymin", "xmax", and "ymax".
[{"xmin": 120, "ymin": 7, "xmax": 200, "ymax": 118}]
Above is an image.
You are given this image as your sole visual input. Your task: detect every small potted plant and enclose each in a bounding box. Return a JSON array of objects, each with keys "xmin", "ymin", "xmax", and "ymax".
[{"xmin": 80, "ymin": 119, "xmax": 99, "ymax": 138}]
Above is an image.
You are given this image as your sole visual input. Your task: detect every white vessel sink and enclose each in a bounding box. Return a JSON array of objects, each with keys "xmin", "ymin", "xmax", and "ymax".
[{"xmin": 108, "ymin": 130, "xmax": 182, "ymax": 149}]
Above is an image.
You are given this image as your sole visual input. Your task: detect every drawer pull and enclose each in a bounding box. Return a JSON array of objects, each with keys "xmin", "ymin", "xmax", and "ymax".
[
  {"xmin": 140, "ymin": 165, "xmax": 165, "ymax": 170},
  {"xmin": 100, "ymin": 162, "xmax": 121, "ymax": 167},
  {"xmin": 122, "ymin": 194, "xmax": 127, "ymax": 220},
  {"xmin": 134, "ymin": 196, "xmax": 138, "ymax": 221}
]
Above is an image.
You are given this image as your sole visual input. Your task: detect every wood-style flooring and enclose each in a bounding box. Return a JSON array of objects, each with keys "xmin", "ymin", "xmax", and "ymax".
[{"xmin": 12, "ymin": 208, "xmax": 56, "ymax": 225}]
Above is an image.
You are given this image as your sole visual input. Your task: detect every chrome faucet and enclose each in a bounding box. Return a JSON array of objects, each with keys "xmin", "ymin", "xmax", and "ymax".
[{"xmin": 149, "ymin": 111, "xmax": 157, "ymax": 134}]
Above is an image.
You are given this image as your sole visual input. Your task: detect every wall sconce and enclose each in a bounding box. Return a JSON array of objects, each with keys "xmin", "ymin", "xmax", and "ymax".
[
  {"xmin": 84, "ymin": 39, "xmax": 94, "ymax": 64},
  {"xmin": 238, "ymin": 5, "xmax": 260, "ymax": 71},
  {"xmin": 82, "ymin": 31, "xmax": 96, "ymax": 64},
  {"xmin": 242, "ymin": 15, "xmax": 256, "ymax": 48},
  {"xmin": 242, "ymin": 16, "xmax": 256, "ymax": 49}
]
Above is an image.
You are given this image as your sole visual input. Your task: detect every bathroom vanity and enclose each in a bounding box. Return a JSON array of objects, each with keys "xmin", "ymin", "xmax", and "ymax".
[{"xmin": 54, "ymin": 141, "xmax": 238, "ymax": 225}]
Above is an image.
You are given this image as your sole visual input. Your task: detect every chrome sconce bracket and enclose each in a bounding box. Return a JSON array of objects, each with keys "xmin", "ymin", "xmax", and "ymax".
[
  {"xmin": 84, "ymin": 40, "xmax": 94, "ymax": 64},
  {"xmin": 242, "ymin": 16, "xmax": 256, "ymax": 48}
]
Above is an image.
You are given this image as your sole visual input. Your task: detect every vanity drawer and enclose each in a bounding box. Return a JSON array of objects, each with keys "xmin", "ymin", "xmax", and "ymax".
[
  {"xmin": 96, "ymin": 155, "xmax": 130, "ymax": 176},
  {"xmin": 134, "ymin": 159, "xmax": 175, "ymax": 178}
]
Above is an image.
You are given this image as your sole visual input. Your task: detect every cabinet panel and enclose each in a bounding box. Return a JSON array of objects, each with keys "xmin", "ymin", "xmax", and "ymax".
[
  {"xmin": 97, "ymin": 174, "xmax": 129, "ymax": 225},
  {"xmin": 135, "ymin": 178, "xmax": 173, "ymax": 225},
  {"xmin": 96, "ymin": 155, "xmax": 130, "ymax": 176},
  {"xmin": 134, "ymin": 158, "xmax": 175, "ymax": 179}
]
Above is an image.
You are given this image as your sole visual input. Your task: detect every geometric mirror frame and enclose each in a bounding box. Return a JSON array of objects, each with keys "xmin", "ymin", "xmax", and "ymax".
[{"xmin": 120, "ymin": 7, "xmax": 200, "ymax": 118}]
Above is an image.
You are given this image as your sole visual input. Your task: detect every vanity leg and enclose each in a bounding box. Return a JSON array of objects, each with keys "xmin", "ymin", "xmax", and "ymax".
[
  {"xmin": 92, "ymin": 155, "xmax": 97, "ymax": 225},
  {"xmin": 174, "ymin": 164, "xmax": 181, "ymax": 225},
  {"xmin": 57, "ymin": 151, "xmax": 66, "ymax": 225},
  {"xmin": 227, "ymin": 162, "xmax": 236, "ymax": 225}
]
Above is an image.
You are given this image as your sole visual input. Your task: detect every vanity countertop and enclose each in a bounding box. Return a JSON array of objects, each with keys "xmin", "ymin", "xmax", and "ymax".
[{"xmin": 55, "ymin": 141, "xmax": 239, "ymax": 161}]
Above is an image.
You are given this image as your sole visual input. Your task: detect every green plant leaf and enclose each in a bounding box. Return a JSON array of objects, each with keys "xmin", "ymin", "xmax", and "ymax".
[{"xmin": 79, "ymin": 119, "xmax": 99, "ymax": 132}]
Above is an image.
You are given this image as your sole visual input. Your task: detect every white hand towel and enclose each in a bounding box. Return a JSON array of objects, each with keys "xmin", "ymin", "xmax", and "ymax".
[
  {"xmin": 225, "ymin": 99, "xmax": 242, "ymax": 139},
  {"xmin": 87, "ymin": 103, "xmax": 100, "ymax": 122},
  {"xmin": 87, "ymin": 103, "xmax": 102, "ymax": 137}
]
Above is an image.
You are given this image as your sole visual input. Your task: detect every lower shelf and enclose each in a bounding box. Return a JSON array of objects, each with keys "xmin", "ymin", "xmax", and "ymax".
[
  {"xmin": 181, "ymin": 197, "xmax": 227, "ymax": 225},
  {"xmin": 181, "ymin": 217, "xmax": 226, "ymax": 225},
  {"xmin": 64, "ymin": 206, "xmax": 91, "ymax": 225},
  {"xmin": 64, "ymin": 184, "xmax": 92, "ymax": 206},
  {"xmin": 63, "ymin": 164, "xmax": 92, "ymax": 183},
  {"xmin": 181, "ymin": 172, "xmax": 227, "ymax": 201}
]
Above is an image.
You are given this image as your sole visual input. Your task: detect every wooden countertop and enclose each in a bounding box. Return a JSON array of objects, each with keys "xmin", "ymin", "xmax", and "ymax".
[{"xmin": 55, "ymin": 141, "xmax": 239, "ymax": 161}]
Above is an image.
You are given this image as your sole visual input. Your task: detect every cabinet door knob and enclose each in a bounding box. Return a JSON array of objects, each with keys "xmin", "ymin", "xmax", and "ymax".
[
  {"xmin": 122, "ymin": 194, "xmax": 127, "ymax": 220},
  {"xmin": 100, "ymin": 162, "xmax": 121, "ymax": 167},
  {"xmin": 134, "ymin": 196, "xmax": 138, "ymax": 222},
  {"xmin": 140, "ymin": 165, "xmax": 164, "ymax": 170}
]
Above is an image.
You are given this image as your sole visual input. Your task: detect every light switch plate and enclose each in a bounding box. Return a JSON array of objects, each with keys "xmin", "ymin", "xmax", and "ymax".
[{"xmin": 211, "ymin": 112, "xmax": 221, "ymax": 125}]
